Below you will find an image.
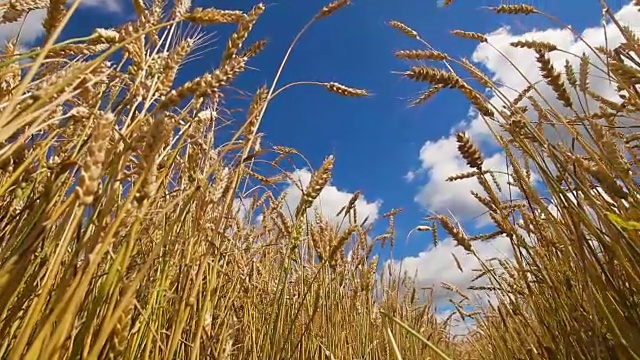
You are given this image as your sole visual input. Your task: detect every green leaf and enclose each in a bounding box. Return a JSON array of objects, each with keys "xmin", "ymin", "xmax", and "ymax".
[{"xmin": 606, "ymin": 212, "xmax": 640, "ymax": 230}]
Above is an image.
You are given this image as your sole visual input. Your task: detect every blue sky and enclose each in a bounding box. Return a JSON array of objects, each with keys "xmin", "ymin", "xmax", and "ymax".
[
  {"xmin": 2, "ymin": 0, "xmax": 637, "ymax": 318},
  {"xmin": 129, "ymin": 0, "xmax": 624, "ymax": 254}
]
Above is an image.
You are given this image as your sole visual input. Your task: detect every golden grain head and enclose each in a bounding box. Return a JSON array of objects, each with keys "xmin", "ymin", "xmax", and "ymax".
[
  {"xmin": 450, "ymin": 30, "xmax": 487, "ymax": 43},
  {"xmin": 325, "ymin": 82, "xmax": 369, "ymax": 97},
  {"xmin": 221, "ymin": 3, "xmax": 266, "ymax": 65},
  {"xmin": 535, "ymin": 50, "xmax": 573, "ymax": 109},
  {"xmin": 404, "ymin": 66, "xmax": 464, "ymax": 88},
  {"xmin": 410, "ymin": 85, "xmax": 444, "ymax": 107},
  {"xmin": 510, "ymin": 40, "xmax": 558, "ymax": 52},
  {"xmin": 315, "ymin": 0, "xmax": 351, "ymax": 20},
  {"xmin": 240, "ymin": 39, "xmax": 268, "ymax": 59},
  {"xmin": 456, "ymin": 131, "xmax": 484, "ymax": 170},
  {"xmin": 185, "ymin": 8, "xmax": 246, "ymax": 25},
  {"xmin": 395, "ymin": 50, "xmax": 449, "ymax": 61},
  {"xmin": 91, "ymin": 28, "xmax": 120, "ymax": 44},
  {"xmin": 493, "ymin": 4, "xmax": 538, "ymax": 15},
  {"xmin": 388, "ymin": 20, "xmax": 419, "ymax": 39}
]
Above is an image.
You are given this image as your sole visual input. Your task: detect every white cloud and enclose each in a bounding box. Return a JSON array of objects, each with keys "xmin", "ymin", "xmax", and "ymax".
[
  {"xmin": 0, "ymin": 10, "xmax": 48, "ymax": 45},
  {"xmin": 0, "ymin": 0, "xmax": 122, "ymax": 46},
  {"xmin": 435, "ymin": 308, "xmax": 477, "ymax": 338},
  {"xmin": 281, "ymin": 169, "xmax": 382, "ymax": 230},
  {"xmin": 404, "ymin": 170, "xmax": 416, "ymax": 182},
  {"xmin": 414, "ymin": 136, "xmax": 515, "ymax": 225},
  {"xmin": 469, "ymin": 5, "xmax": 639, "ymax": 143},
  {"xmin": 409, "ymin": 1, "xmax": 639, "ymax": 224},
  {"xmin": 233, "ymin": 197, "xmax": 251, "ymax": 222},
  {"xmin": 388, "ymin": 235, "xmax": 513, "ymax": 304}
]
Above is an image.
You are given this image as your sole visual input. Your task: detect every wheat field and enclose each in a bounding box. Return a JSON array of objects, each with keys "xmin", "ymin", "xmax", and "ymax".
[{"xmin": 0, "ymin": 0, "xmax": 638, "ymax": 359}]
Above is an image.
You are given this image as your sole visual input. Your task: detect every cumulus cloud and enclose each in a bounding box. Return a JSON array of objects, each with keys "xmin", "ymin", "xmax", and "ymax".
[
  {"xmin": 0, "ymin": 0, "xmax": 122, "ymax": 45},
  {"xmin": 409, "ymin": 1, "xmax": 640, "ymax": 224},
  {"xmin": 389, "ymin": 235, "xmax": 513, "ymax": 303},
  {"xmin": 281, "ymin": 168, "xmax": 382, "ymax": 230},
  {"xmin": 414, "ymin": 136, "xmax": 514, "ymax": 225},
  {"xmin": 404, "ymin": 170, "xmax": 416, "ymax": 182},
  {"xmin": 233, "ymin": 197, "xmax": 252, "ymax": 222},
  {"xmin": 470, "ymin": 4, "xmax": 639, "ymax": 143},
  {"xmin": 435, "ymin": 308, "xmax": 477, "ymax": 338},
  {"xmin": 0, "ymin": 10, "xmax": 48, "ymax": 45}
]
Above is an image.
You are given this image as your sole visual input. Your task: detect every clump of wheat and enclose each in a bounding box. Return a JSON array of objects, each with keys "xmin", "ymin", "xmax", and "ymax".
[
  {"xmin": 393, "ymin": 1, "xmax": 640, "ymax": 359},
  {"xmin": 2, "ymin": 0, "xmax": 636, "ymax": 358},
  {"xmin": 0, "ymin": 0, "xmax": 455, "ymax": 359}
]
